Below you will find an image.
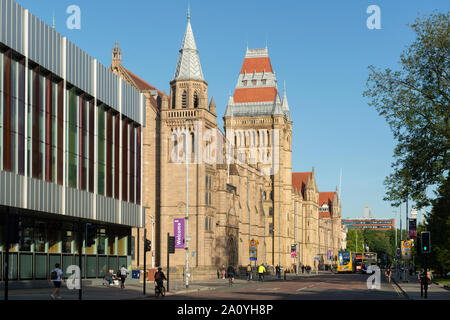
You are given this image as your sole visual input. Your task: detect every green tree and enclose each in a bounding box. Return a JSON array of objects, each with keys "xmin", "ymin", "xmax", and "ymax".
[
  {"xmin": 364, "ymin": 12, "xmax": 450, "ymax": 209},
  {"xmin": 422, "ymin": 177, "xmax": 450, "ymax": 276}
]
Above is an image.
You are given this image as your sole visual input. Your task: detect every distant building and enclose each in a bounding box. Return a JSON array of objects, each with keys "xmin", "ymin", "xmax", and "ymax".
[
  {"xmin": 364, "ymin": 205, "xmax": 371, "ymax": 218},
  {"xmin": 342, "ymin": 218, "xmax": 394, "ymax": 230}
]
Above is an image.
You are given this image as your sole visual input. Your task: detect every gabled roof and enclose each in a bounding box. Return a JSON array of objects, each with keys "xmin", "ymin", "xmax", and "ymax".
[
  {"xmin": 292, "ymin": 172, "xmax": 313, "ymax": 198},
  {"xmin": 319, "ymin": 192, "xmax": 335, "ymax": 207}
]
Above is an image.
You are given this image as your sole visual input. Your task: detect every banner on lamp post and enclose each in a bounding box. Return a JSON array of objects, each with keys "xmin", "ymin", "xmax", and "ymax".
[{"xmin": 174, "ymin": 218, "xmax": 185, "ymax": 249}]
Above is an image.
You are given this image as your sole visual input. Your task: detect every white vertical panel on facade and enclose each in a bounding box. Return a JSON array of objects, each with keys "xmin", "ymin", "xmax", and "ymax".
[{"xmin": 0, "ymin": 0, "xmax": 24, "ymax": 55}]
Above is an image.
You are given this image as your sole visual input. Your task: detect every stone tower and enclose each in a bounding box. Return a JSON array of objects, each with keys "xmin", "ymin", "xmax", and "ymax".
[
  {"xmin": 223, "ymin": 47, "xmax": 293, "ymax": 267},
  {"xmin": 159, "ymin": 9, "xmax": 218, "ymax": 269}
]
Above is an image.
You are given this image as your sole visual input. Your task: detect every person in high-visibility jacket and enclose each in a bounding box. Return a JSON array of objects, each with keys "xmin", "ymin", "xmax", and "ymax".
[{"xmin": 258, "ymin": 264, "xmax": 266, "ymax": 282}]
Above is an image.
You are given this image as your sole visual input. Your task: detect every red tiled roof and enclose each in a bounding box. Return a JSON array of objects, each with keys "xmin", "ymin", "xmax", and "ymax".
[
  {"xmin": 124, "ymin": 67, "xmax": 166, "ymax": 98},
  {"xmin": 233, "ymin": 87, "xmax": 278, "ymax": 103},
  {"xmin": 319, "ymin": 212, "xmax": 331, "ymax": 218},
  {"xmin": 319, "ymin": 192, "xmax": 335, "ymax": 207},
  {"xmin": 292, "ymin": 172, "xmax": 312, "ymax": 197},
  {"xmin": 240, "ymin": 57, "xmax": 273, "ymax": 74}
]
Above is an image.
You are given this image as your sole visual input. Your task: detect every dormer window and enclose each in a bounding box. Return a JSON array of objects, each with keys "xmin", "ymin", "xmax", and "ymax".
[
  {"xmin": 262, "ymin": 79, "xmax": 267, "ymax": 85},
  {"xmin": 242, "ymin": 80, "xmax": 247, "ymax": 86},
  {"xmin": 252, "ymin": 80, "xmax": 257, "ymax": 86}
]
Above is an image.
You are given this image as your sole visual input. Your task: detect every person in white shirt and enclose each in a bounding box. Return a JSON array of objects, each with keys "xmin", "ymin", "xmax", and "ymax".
[
  {"xmin": 119, "ymin": 265, "xmax": 129, "ymax": 289},
  {"xmin": 50, "ymin": 263, "xmax": 64, "ymax": 299}
]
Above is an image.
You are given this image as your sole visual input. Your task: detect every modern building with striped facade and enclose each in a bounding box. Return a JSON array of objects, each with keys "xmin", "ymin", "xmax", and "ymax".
[{"xmin": 0, "ymin": 0, "xmax": 145, "ymax": 282}]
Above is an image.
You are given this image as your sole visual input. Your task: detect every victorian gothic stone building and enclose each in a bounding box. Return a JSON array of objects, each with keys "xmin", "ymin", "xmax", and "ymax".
[{"xmin": 111, "ymin": 13, "xmax": 342, "ymax": 277}]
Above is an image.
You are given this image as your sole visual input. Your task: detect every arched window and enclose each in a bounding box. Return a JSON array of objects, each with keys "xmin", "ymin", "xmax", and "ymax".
[
  {"xmin": 194, "ymin": 92, "xmax": 199, "ymax": 108},
  {"xmin": 182, "ymin": 91, "xmax": 187, "ymax": 108},
  {"xmin": 191, "ymin": 132, "xmax": 195, "ymax": 153}
]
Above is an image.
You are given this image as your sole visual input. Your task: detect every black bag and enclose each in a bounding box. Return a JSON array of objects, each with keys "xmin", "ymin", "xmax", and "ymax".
[{"xmin": 50, "ymin": 270, "xmax": 58, "ymax": 280}]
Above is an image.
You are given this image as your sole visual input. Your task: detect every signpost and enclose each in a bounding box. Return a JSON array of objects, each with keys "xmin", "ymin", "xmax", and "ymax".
[{"xmin": 249, "ymin": 239, "xmax": 258, "ymax": 262}]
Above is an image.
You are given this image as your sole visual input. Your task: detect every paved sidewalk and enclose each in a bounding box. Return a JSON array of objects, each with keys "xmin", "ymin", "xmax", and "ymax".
[
  {"xmin": 2, "ymin": 271, "xmax": 329, "ymax": 300},
  {"xmin": 391, "ymin": 275, "xmax": 450, "ymax": 300}
]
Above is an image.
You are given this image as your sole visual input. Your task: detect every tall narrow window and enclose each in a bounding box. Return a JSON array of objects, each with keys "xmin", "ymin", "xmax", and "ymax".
[
  {"xmin": 106, "ymin": 109, "xmax": 113, "ymax": 197},
  {"xmin": 129, "ymin": 123, "xmax": 135, "ymax": 204},
  {"xmin": 57, "ymin": 81, "xmax": 64, "ymax": 185},
  {"xmin": 136, "ymin": 126, "xmax": 141, "ymax": 205},
  {"xmin": 88, "ymin": 99, "xmax": 95, "ymax": 192},
  {"xmin": 122, "ymin": 117, "xmax": 128, "ymax": 202},
  {"xmin": 171, "ymin": 88, "xmax": 176, "ymax": 109},
  {"xmin": 193, "ymin": 92, "xmax": 199, "ymax": 108},
  {"xmin": 97, "ymin": 105, "xmax": 106, "ymax": 195},
  {"xmin": 45, "ymin": 75, "xmax": 53, "ymax": 182},
  {"xmin": 114, "ymin": 113, "xmax": 120, "ymax": 199},
  {"xmin": 79, "ymin": 96, "xmax": 88, "ymax": 191},
  {"xmin": 17, "ymin": 57, "xmax": 25, "ymax": 175},
  {"xmin": 67, "ymin": 88, "xmax": 78, "ymax": 189},
  {"xmin": 181, "ymin": 91, "xmax": 187, "ymax": 108},
  {"xmin": 31, "ymin": 65, "xmax": 41, "ymax": 179}
]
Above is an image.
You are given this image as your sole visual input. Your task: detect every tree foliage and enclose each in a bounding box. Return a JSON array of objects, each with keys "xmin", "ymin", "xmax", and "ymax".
[{"xmin": 364, "ymin": 12, "xmax": 450, "ymax": 208}]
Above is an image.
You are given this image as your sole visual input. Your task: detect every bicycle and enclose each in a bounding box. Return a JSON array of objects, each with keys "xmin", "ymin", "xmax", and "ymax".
[
  {"xmin": 154, "ymin": 281, "xmax": 166, "ymax": 297},
  {"xmin": 228, "ymin": 275, "xmax": 234, "ymax": 287}
]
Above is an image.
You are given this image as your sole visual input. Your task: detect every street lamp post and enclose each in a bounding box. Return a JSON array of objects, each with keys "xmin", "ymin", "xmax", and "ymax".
[{"xmin": 185, "ymin": 118, "xmax": 194, "ymax": 289}]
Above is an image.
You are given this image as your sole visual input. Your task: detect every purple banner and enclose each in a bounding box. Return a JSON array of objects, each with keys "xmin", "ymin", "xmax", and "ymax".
[{"xmin": 174, "ymin": 218, "xmax": 185, "ymax": 249}]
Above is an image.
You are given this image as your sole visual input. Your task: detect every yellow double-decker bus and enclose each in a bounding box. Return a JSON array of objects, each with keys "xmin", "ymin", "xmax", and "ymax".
[{"xmin": 336, "ymin": 251, "xmax": 356, "ymax": 273}]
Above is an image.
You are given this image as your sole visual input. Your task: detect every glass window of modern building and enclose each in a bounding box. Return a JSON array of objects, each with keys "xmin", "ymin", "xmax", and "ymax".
[{"xmin": 0, "ymin": 0, "xmax": 145, "ymax": 282}]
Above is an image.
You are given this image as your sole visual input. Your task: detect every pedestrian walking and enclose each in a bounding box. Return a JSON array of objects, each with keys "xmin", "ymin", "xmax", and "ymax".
[
  {"xmin": 119, "ymin": 265, "xmax": 129, "ymax": 289},
  {"xmin": 221, "ymin": 265, "xmax": 226, "ymax": 279},
  {"xmin": 246, "ymin": 264, "xmax": 252, "ymax": 281},
  {"xmin": 50, "ymin": 263, "xmax": 64, "ymax": 300},
  {"xmin": 275, "ymin": 265, "xmax": 281, "ymax": 279},
  {"xmin": 419, "ymin": 268, "xmax": 432, "ymax": 298},
  {"xmin": 385, "ymin": 266, "xmax": 392, "ymax": 283},
  {"xmin": 257, "ymin": 264, "xmax": 266, "ymax": 281},
  {"xmin": 301, "ymin": 264, "xmax": 305, "ymax": 274}
]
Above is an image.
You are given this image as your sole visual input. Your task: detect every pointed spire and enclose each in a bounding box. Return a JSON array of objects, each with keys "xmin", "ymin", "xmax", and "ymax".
[
  {"xmin": 187, "ymin": 2, "xmax": 191, "ymax": 21},
  {"xmin": 281, "ymin": 81, "xmax": 292, "ymax": 121},
  {"xmin": 52, "ymin": 11, "xmax": 55, "ymax": 29},
  {"xmin": 272, "ymin": 91, "xmax": 283, "ymax": 116},
  {"xmin": 173, "ymin": 6, "xmax": 204, "ymax": 81},
  {"xmin": 209, "ymin": 97, "xmax": 216, "ymax": 114}
]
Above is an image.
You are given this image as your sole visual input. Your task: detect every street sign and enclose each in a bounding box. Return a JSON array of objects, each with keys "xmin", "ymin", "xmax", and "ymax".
[
  {"xmin": 249, "ymin": 246, "xmax": 257, "ymax": 261},
  {"xmin": 401, "ymin": 241, "xmax": 412, "ymax": 260},
  {"xmin": 249, "ymin": 239, "xmax": 258, "ymax": 247}
]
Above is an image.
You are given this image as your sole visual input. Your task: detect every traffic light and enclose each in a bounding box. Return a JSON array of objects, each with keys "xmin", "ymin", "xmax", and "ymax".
[
  {"xmin": 85, "ymin": 223, "xmax": 97, "ymax": 247},
  {"xmin": 421, "ymin": 231, "xmax": 431, "ymax": 254},
  {"xmin": 144, "ymin": 239, "xmax": 151, "ymax": 252}
]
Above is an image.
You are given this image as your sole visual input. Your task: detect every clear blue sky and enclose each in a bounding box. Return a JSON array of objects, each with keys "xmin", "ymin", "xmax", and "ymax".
[{"xmin": 16, "ymin": 0, "xmax": 449, "ymax": 223}]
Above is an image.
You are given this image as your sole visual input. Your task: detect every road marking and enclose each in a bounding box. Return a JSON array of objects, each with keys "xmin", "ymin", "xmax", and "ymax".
[
  {"xmin": 296, "ymin": 284, "xmax": 316, "ymax": 291},
  {"xmin": 256, "ymin": 288, "xmax": 280, "ymax": 291}
]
